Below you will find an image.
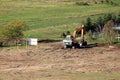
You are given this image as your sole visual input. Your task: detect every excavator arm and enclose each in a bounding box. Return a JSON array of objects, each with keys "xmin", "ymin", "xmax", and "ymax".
[{"xmin": 72, "ymin": 25, "xmax": 84, "ymax": 39}]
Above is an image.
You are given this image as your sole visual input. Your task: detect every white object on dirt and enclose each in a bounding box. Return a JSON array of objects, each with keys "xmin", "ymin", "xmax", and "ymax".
[{"xmin": 29, "ymin": 38, "xmax": 38, "ymax": 45}]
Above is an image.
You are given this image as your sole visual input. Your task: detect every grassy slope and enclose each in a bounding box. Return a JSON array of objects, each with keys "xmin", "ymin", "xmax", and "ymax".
[{"xmin": 0, "ymin": 0, "xmax": 120, "ymax": 38}]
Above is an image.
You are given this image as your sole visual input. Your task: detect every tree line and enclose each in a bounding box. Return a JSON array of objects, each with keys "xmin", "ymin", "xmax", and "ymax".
[
  {"xmin": 84, "ymin": 13, "xmax": 120, "ymax": 45},
  {"xmin": 84, "ymin": 13, "xmax": 120, "ymax": 33}
]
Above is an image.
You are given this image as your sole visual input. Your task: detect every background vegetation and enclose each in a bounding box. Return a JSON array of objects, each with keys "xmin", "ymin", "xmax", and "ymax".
[{"xmin": 0, "ymin": 0, "xmax": 120, "ymax": 39}]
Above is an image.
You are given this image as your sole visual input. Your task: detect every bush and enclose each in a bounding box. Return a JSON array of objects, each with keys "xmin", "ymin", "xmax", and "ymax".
[
  {"xmin": 86, "ymin": 30, "xmax": 93, "ymax": 41},
  {"xmin": 61, "ymin": 31, "xmax": 70, "ymax": 38},
  {"xmin": 75, "ymin": 2, "xmax": 89, "ymax": 6},
  {"xmin": 1, "ymin": 21, "xmax": 27, "ymax": 46}
]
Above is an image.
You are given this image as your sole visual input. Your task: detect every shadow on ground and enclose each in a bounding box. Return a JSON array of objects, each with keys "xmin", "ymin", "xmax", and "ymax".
[{"xmin": 38, "ymin": 39, "xmax": 62, "ymax": 43}]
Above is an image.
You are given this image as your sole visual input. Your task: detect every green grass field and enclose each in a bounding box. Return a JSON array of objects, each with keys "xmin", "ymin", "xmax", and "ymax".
[{"xmin": 0, "ymin": 0, "xmax": 120, "ymax": 38}]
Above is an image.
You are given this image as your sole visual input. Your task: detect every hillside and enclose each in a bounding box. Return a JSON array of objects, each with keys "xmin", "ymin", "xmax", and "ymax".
[{"xmin": 0, "ymin": 0, "xmax": 120, "ymax": 38}]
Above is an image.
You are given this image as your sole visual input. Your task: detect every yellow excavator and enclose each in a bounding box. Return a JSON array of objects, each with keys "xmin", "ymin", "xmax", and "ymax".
[{"xmin": 63, "ymin": 25, "xmax": 87, "ymax": 48}]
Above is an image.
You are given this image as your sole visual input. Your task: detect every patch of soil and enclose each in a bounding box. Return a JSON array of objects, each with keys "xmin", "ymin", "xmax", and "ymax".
[{"xmin": 0, "ymin": 42, "xmax": 120, "ymax": 79}]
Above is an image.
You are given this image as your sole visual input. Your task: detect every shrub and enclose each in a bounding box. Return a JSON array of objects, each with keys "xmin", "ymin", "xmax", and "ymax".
[
  {"xmin": 61, "ymin": 32, "xmax": 66, "ymax": 38},
  {"xmin": 75, "ymin": 2, "xmax": 89, "ymax": 6},
  {"xmin": 86, "ymin": 30, "xmax": 93, "ymax": 41},
  {"xmin": 61, "ymin": 31, "xmax": 70, "ymax": 38},
  {"xmin": 101, "ymin": 0, "xmax": 104, "ymax": 3},
  {"xmin": 1, "ymin": 21, "xmax": 27, "ymax": 46},
  {"xmin": 105, "ymin": 0, "xmax": 109, "ymax": 3}
]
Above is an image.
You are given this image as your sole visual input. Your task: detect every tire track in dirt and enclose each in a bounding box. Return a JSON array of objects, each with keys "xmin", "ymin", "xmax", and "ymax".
[{"xmin": 0, "ymin": 64, "xmax": 55, "ymax": 72}]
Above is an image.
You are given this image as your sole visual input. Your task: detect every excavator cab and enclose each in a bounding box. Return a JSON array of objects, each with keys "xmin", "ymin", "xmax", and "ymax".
[
  {"xmin": 63, "ymin": 35, "xmax": 80, "ymax": 48},
  {"xmin": 63, "ymin": 35, "xmax": 72, "ymax": 48}
]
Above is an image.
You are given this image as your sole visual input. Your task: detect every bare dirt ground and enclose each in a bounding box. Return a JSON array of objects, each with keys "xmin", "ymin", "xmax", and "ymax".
[{"xmin": 0, "ymin": 42, "xmax": 120, "ymax": 80}]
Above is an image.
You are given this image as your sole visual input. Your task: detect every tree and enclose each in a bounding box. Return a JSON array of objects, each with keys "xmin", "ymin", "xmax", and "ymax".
[
  {"xmin": 94, "ymin": 16, "xmax": 104, "ymax": 33},
  {"xmin": 85, "ymin": 17, "xmax": 92, "ymax": 32},
  {"xmin": 116, "ymin": 14, "xmax": 120, "ymax": 25},
  {"xmin": 112, "ymin": 14, "xmax": 117, "ymax": 23},
  {"xmin": 1, "ymin": 21, "xmax": 27, "ymax": 45},
  {"xmin": 103, "ymin": 20, "xmax": 115, "ymax": 45},
  {"xmin": 103, "ymin": 13, "xmax": 112, "ymax": 24},
  {"xmin": 97, "ymin": 16, "xmax": 104, "ymax": 27}
]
